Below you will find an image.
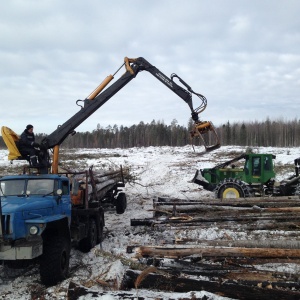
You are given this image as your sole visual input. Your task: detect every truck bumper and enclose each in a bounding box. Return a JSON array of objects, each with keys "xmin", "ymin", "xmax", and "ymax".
[{"xmin": 0, "ymin": 239, "xmax": 43, "ymax": 260}]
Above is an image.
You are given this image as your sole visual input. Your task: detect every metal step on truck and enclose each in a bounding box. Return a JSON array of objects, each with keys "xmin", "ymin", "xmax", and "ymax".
[{"xmin": 0, "ymin": 166, "xmax": 127, "ymax": 286}]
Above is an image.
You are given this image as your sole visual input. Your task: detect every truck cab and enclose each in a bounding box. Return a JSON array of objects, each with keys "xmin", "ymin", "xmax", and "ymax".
[
  {"xmin": 0, "ymin": 170, "xmax": 109, "ymax": 285},
  {"xmin": 0, "ymin": 174, "xmax": 71, "ymax": 251},
  {"xmin": 0, "ymin": 174, "xmax": 72, "ymax": 284}
]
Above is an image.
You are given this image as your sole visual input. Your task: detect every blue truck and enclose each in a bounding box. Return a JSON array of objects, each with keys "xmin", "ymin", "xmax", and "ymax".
[
  {"xmin": 0, "ymin": 56, "xmax": 215, "ymax": 285},
  {"xmin": 0, "ymin": 168, "xmax": 126, "ymax": 285}
]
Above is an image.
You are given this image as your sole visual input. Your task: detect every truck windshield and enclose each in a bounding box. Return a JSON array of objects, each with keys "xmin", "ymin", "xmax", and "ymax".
[
  {"xmin": 27, "ymin": 179, "xmax": 55, "ymax": 195},
  {"xmin": 0, "ymin": 180, "xmax": 26, "ymax": 196},
  {"xmin": 0, "ymin": 179, "xmax": 56, "ymax": 196}
]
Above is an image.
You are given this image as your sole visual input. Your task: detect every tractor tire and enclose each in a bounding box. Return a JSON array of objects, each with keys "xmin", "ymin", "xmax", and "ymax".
[
  {"xmin": 40, "ymin": 236, "xmax": 70, "ymax": 286},
  {"xmin": 215, "ymin": 178, "xmax": 252, "ymax": 199},
  {"xmin": 78, "ymin": 218, "xmax": 98, "ymax": 253},
  {"xmin": 116, "ymin": 192, "xmax": 127, "ymax": 214}
]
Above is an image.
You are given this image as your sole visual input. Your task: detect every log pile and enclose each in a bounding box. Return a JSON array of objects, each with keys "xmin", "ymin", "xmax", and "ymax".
[
  {"xmin": 122, "ymin": 268, "xmax": 300, "ymax": 300},
  {"xmin": 87, "ymin": 168, "xmax": 126, "ymax": 202},
  {"xmin": 126, "ymin": 196, "xmax": 300, "ymax": 299},
  {"xmin": 131, "ymin": 196, "xmax": 300, "ymax": 231},
  {"xmin": 61, "ymin": 166, "xmax": 129, "ymax": 203}
]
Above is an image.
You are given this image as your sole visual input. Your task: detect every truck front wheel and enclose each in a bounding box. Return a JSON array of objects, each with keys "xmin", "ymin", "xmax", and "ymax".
[{"xmin": 40, "ymin": 236, "xmax": 70, "ymax": 286}]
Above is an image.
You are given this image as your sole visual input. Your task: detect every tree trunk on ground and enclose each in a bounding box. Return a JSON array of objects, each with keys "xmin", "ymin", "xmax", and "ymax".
[
  {"xmin": 122, "ymin": 269, "xmax": 300, "ymax": 300},
  {"xmin": 134, "ymin": 245, "xmax": 300, "ymax": 259}
]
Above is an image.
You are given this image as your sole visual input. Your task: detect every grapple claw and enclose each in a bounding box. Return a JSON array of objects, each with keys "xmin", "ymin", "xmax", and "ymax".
[{"xmin": 190, "ymin": 121, "xmax": 220, "ymax": 152}]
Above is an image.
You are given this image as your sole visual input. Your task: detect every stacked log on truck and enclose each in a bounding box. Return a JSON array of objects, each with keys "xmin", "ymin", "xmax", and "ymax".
[{"xmin": 62, "ymin": 166, "xmax": 130, "ymax": 214}]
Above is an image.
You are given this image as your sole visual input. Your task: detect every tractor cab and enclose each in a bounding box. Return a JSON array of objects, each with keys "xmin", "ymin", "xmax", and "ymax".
[{"xmin": 243, "ymin": 154, "xmax": 276, "ymax": 184}]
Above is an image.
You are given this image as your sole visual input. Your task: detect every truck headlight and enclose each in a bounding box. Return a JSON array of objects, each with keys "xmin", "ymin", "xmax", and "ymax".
[{"xmin": 29, "ymin": 226, "xmax": 39, "ymax": 235}]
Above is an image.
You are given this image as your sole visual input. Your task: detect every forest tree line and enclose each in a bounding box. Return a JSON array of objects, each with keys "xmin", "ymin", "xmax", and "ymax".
[{"xmin": 1, "ymin": 118, "xmax": 300, "ymax": 149}]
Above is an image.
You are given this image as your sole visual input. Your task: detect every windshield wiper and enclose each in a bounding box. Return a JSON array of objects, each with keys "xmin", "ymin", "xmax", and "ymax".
[
  {"xmin": 17, "ymin": 194, "xmax": 26, "ymax": 197},
  {"xmin": 42, "ymin": 191, "xmax": 54, "ymax": 197}
]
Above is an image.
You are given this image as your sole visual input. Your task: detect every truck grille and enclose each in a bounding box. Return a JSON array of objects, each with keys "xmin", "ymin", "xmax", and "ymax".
[{"xmin": 1, "ymin": 214, "xmax": 10, "ymax": 235}]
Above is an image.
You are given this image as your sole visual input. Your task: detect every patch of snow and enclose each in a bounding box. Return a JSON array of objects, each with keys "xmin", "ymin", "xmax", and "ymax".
[{"xmin": 0, "ymin": 145, "xmax": 299, "ymax": 299}]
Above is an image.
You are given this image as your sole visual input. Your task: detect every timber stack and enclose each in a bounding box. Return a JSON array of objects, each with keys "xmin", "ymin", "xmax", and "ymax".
[
  {"xmin": 125, "ymin": 196, "xmax": 300, "ymax": 299},
  {"xmin": 61, "ymin": 165, "xmax": 130, "ymax": 208}
]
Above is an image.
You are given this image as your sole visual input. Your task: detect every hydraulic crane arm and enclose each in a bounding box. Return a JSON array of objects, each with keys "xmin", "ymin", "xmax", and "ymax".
[
  {"xmin": 1, "ymin": 56, "xmax": 220, "ymax": 174},
  {"xmin": 41, "ymin": 57, "xmax": 199, "ymax": 149},
  {"xmin": 38, "ymin": 57, "xmax": 220, "ymax": 173}
]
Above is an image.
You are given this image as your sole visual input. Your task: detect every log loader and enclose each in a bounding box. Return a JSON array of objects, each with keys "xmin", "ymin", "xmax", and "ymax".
[
  {"xmin": 3, "ymin": 57, "xmax": 220, "ymax": 173},
  {"xmin": 0, "ymin": 57, "xmax": 219, "ymax": 285},
  {"xmin": 192, "ymin": 152, "xmax": 300, "ymax": 198}
]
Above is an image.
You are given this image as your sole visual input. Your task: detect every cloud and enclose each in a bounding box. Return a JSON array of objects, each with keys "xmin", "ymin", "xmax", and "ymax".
[{"xmin": 0, "ymin": 0, "xmax": 299, "ymax": 136}]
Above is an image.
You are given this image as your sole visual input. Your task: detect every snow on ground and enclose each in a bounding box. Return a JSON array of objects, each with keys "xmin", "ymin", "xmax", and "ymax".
[{"xmin": 0, "ymin": 145, "xmax": 299, "ymax": 299}]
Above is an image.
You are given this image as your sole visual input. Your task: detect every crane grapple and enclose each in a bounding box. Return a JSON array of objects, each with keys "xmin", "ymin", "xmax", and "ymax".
[{"xmin": 190, "ymin": 121, "xmax": 220, "ymax": 152}]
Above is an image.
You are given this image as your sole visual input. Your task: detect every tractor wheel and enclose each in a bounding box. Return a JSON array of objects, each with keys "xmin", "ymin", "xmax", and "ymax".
[
  {"xmin": 215, "ymin": 178, "xmax": 252, "ymax": 199},
  {"xmin": 116, "ymin": 192, "xmax": 127, "ymax": 214},
  {"xmin": 40, "ymin": 236, "xmax": 70, "ymax": 286},
  {"xmin": 78, "ymin": 218, "xmax": 98, "ymax": 253}
]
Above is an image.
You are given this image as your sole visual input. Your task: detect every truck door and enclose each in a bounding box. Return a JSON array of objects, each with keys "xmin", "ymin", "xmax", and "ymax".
[{"xmin": 59, "ymin": 180, "xmax": 71, "ymax": 220}]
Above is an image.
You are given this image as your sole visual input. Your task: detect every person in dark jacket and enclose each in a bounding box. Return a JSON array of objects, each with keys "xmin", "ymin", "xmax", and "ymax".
[{"xmin": 18, "ymin": 124, "xmax": 41, "ymax": 167}]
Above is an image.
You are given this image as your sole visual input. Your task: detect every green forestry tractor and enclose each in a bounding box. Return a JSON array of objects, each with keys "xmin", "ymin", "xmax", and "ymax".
[{"xmin": 192, "ymin": 153, "xmax": 300, "ymax": 198}]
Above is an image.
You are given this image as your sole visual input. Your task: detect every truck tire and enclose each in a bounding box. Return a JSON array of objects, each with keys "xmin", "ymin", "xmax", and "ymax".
[
  {"xmin": 78, "ymin": 218, "xmax": 98, "ymax": 253},
  {"xmin": 116, "ymin": 192, "xmax": 127, "ymax": 214},
  {"xmin": 40, "ymin": 236, "xmax": 70, "ymax": 286},
  {"xmin": 215, "ymin": 178, "xmax": 251, "ymax": 199}
]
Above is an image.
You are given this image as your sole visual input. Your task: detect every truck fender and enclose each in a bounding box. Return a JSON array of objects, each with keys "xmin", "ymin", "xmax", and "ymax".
[{"xmin": 41, "ymin": 216, "xmax": 71, "ymax": 242}]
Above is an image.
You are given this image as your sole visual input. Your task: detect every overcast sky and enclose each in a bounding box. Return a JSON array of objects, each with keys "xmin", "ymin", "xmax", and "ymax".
[{"xmin": 1, "ymin": 0, "xmax": 299, "ymax": 135}]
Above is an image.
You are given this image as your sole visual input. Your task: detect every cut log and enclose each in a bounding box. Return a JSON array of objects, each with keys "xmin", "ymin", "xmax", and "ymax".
[
  {"xmin": 153, "ymin": 204, "xmax": 300, "ymax": 217},
  {"xmin": 131, "ymin": 213, "xmax": 300, "ymax": 226},
  {"xmin": 93, "ymin": 173, "xmax": 122, "ymax": 184},
  {"xmin": 154, "ymin": 200, "xmax": 300, "ymax": 207},
  {"xmin": 67, "ymin": 281, "xmax": 99, "ymax": 299},
  {"xmin": 175, "ymin": 239, "xmax": 300, "ymax": 249},
  {"xmin": 135, "ymin": 245, "xmax": 300, "ymax": 259},
  {"xmin": 155, "ymin": 196, "xmax": 300, "ymax": 208},
  {"xmin": 156, "ymin": 195, "xmax": 300, "ymax": 202},
  {"xmin": 158, "ymin": 258, "xmax": 300, "ymax": 282},
  {"xmin": 122, "ymin": 269, "xmax": 300, "ymax": 300},
  {"xmin": 67, "ymin": 280, "xmax": 207, "ymax": 300},
  {"xmin": 155, "ymin": 221, "xmax": 300, "ymax": 231}
]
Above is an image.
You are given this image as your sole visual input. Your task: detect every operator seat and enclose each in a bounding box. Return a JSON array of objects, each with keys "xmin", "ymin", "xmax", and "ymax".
[{"xmin": 1, "ymin": 126, "xmax": 31, "ymax": 164}]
